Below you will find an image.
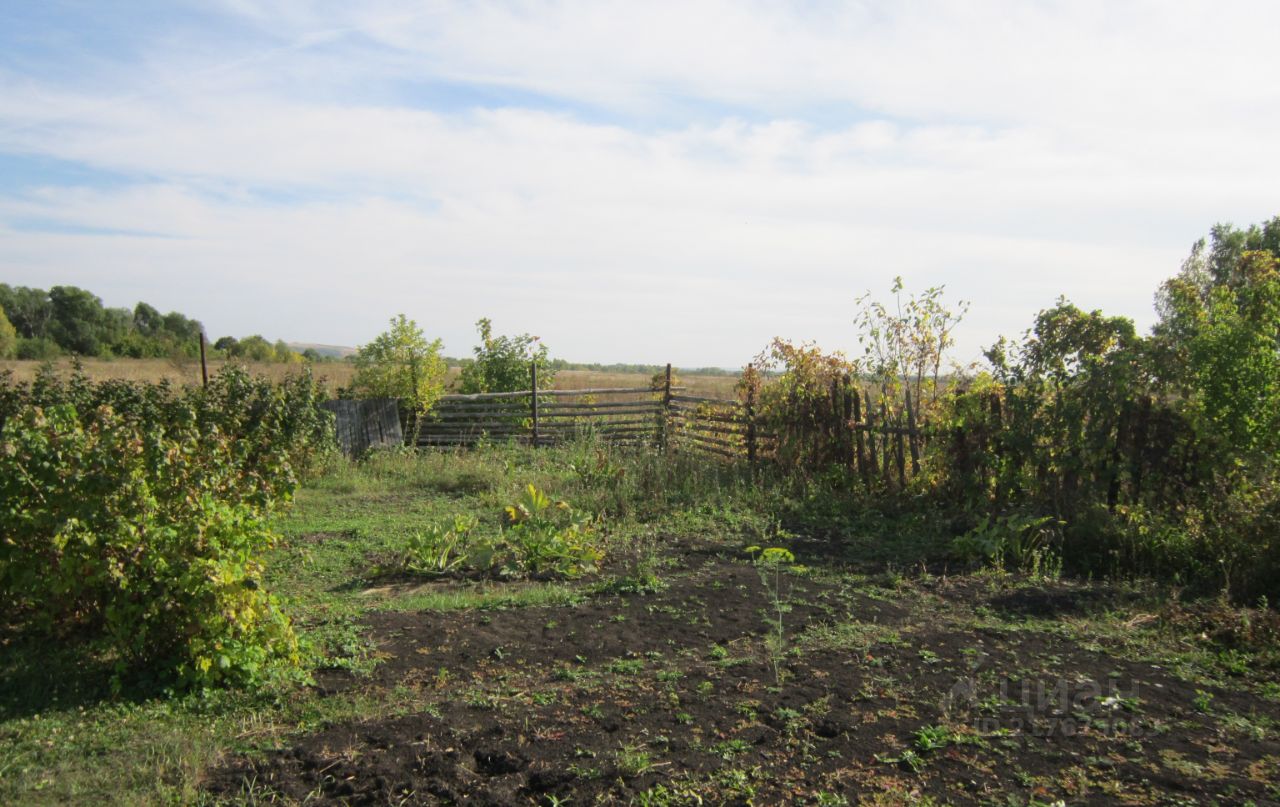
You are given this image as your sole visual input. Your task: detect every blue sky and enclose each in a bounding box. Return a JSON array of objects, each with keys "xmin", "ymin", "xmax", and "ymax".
[{"xmin": 2, "ymin": 1, "xmax": 1278, "ymax": 367}]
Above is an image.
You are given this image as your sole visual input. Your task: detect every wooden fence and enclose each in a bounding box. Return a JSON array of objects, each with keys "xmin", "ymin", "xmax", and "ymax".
[
  {"xmin": 760, "ymin": 376, "xmax": 932, "ymax": 489},
  {"xmin": 413, "ymin": 364, "xmax": 934, "ymax": 479},
  {"xmin": 416, "ymin": 364, "xmax": 753, "ymax": 455},
  {"xmin": 322, "ymin": 398, "xmax": 403, "ymax": 457}
]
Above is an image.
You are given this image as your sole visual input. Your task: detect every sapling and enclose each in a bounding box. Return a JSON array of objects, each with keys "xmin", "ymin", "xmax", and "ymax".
[{"xmin": 746, "ymin": 545, "xmax": 796, "ymax": 685}]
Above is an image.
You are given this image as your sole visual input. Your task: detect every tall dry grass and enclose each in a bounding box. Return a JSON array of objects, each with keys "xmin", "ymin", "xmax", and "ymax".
[{"xmin": 0, "ymin": 360, "xmax": 741, "ymax": 399}]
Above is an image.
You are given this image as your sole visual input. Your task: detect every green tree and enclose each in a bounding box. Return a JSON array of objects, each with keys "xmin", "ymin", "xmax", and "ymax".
[
  {"xmin": 48, "ymin": 285, "xmax": 113, "ymax": 355},
  {"xmin": 234, "ymin": 335, "xmax": 276, "ymax": 361},
  {"xmin": 350, "ymin": 314, "xmax": 447, "ymax": 412},
  {"xmin": 1154, "ymin": 220, "xmax": 1280, "ymax": 456},
  {"xmin": 273, "ymin": 339, "xmax": 302, "ymax": 364},
  {"xmin": 133, "ymin": 302, "xmax": 163, "ymax": 336},
  {"xmin": 457, "ymin": 317, "xmax": 555, "ymax": 394},
  {"xmin": 0, "ymin": 284, "xmax": 53, "ymax": 339},
  {"xmin": 855, "ymin": 277, "xmax": 969, "ymax": 410},
  {"xmin": 0, "ymin": 306, "xmax": 16, "ymax": 359}
]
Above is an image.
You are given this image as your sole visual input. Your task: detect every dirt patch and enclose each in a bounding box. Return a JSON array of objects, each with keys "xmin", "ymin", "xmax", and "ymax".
[{"xmin": 206, "ymin": 547, "xmax": 1280, "ymax": 805}]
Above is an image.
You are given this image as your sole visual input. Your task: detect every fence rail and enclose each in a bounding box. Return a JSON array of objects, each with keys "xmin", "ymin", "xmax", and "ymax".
[{"xmin": 405, "ymin": 363, "xmax": 929, "ymax": 481}]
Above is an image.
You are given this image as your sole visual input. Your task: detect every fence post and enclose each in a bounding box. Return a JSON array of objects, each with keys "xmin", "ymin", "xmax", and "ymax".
[
  {"xmin": 659, "ymin": 363, "xmax": 673, "ymax": 451},
  {"xmin": 842, "ymin": 374, "xmax": 854, "ymax": 472},
  {"xmin": 865, "ymin": 397, "xmax": 878, "ymax": 481},
  {"xmin": 895, "ymin": 408, "xmax": 907, "ymax": 489},
  {"xmin": 199, "ymin": 331, "xmax": 208, "ymax": 389},
  {"xmin": 853, "ymin": 388, "xmax": 870, "ymax": 492},
  {"xmin": 905, "ymin": 388, "xmax": 920, "ymax": 477},
  {"xmin": 745, "ymin": 364, "xmax": 757, "ymax": 480},
  {"xmin": 530, "ymin": 361, "xmax": 540, "ymax": 448},
  {"xmin": 880, "ymin": 400, "xmax": 893, "ymax": 487}
]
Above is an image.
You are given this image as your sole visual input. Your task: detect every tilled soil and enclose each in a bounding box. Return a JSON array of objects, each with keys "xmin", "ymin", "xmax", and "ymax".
[{"xmin": 206, "ymin": 543, "xmax": 1280, "ymax": 805}]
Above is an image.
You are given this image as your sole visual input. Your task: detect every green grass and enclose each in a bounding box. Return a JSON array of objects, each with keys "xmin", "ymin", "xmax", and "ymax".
[
  {"xmin": 0, "ymin": 439, "xmax": 762, "ymax": 805},
  {"xmin": 5, "ymin": 438, "xmax": 1279, "ymax": 805}
]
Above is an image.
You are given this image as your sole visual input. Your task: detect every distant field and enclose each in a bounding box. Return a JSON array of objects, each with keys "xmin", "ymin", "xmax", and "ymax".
[{"xmin": 0, "ymin": 359, "xmax": 741, "ymax": 398}]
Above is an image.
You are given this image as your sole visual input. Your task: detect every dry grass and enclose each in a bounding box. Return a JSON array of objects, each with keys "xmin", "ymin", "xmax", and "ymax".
[
  {"xmin": 0, "ymin": 358, "xmax": 358, "ymax": 394},
  {"xmin": 550, "ymin": 369, "xmax": 739, "ymax": 398},
  {"xmin": 0, "ymin": 360, "xmax": 740, "ymax": 399}
]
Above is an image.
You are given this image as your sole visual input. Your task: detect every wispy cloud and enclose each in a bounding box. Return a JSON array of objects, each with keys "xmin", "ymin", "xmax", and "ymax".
[{"xmin": 0, "ymin": 1, "xmax": 1276, "ymax": 365}]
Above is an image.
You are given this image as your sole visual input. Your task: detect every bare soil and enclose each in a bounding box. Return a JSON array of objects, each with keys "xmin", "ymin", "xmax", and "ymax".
[{"xmin": 206, "ymin": 539, "xmax": 1280, "ymax": 805}]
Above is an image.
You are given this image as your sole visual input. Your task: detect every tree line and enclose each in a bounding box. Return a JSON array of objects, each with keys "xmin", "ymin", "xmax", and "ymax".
[{"xmin": 0, "ymin": 283, "xmax": 324, "ymax": 363}]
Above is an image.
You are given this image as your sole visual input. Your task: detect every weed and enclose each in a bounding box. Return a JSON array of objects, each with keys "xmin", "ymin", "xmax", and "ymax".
[
  {"xmin": 607, "ymin": 658, "xmax": 645, "ymax": 675},
  {"xmin": 911, "ymin": 724, "xmax": 955, "ymax": 752},
  {"xmin": 710, "ymin": 738, "xmax": 751, "ymax": 760},
  {"xmin": 744, "ymin": 545, "xmax": 796, "ymax": 684},
  {"xmin": 875, "ymin": 748, "xmax": 926, "ymax": 773},
  {"xmin": 616, "ymin": 743, "xmax": 657, "ymax": 777}
]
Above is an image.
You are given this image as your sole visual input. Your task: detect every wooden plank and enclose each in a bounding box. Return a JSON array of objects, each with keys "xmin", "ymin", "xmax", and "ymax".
[
  {"xmin": 669, "ymin": 394, "xmax": 741, "ymax": 407},
  {"xmin": 866, "ymin": 400, "xmax": 878, "ymax": 474},
  {"xmin": 540, "ymin": 417, "xmax": 663, "ymax": 427},
  {"xmin": 880, "ymin": 400, "xmax": 890, "ymax": 485},
  {"xmin": 419, "ymin": 425, "xmax": 531, "ymax": 434},
  {"xmin": 530, "ymin": 363, "xmax": 539, "ymax": 447},
  {"xmin": 432, "ymin": 402, "xmax": 530, "ymax": 411},
  {"xmin": 671, "ymin": 421, "xmax": 747, "ymax": 438},
  {"xmin": 681, "ymin": 432, "xmax": 744, "ymax": 452},
  {"xmin": 905, "ymin": 388, "xmax": 921, "ymax": 476},
  {"xmin": 669, "ymin": 408, "xmax": 744, "ymax": 424},
  {"xmin": 539, "ymin": 406, "xmax": 662, "ymax": 418},
  {"xmin": 421, "ymin": 423, "xmax": 658, "ymax": 437},
  {"xmin": 438, "ymin": 386, "xmax": 686, "ymax": 402},
  {"xmin": 322, "ymin": 398, "xmax": 404, "ymax": 457},
  {"xmin": 426, "ymin": 410, "xmax": 529, "ymax": 421},
  {"xmin": 843, "ymin": 376, "xmax": 855, "ymax": 474},
  {"xmin": 538, "ymin": 400, "xmax": 662, "ymax": 411},
  {"xmin": 853, "ymin": 390, "xmax": 869, "ymax": 491}
]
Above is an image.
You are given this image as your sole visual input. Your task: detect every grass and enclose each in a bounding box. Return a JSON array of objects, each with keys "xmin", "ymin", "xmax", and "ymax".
[
  {"xmin": 0, "ymin": 438, "xmax": 757, "ymax": 805},
  {"xmin": 3, "ymin": 439, "xmax": 1279, "ymax": 805}
]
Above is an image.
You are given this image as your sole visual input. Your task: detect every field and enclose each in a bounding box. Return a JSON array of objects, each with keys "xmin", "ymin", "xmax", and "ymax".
[
  {"xmin": 3, "ymin": 442, "xmax": 1277, "ymax": 806},
  {"xmin": 0, "ymin": 359, "xmax": 739, "ymax": 398}
]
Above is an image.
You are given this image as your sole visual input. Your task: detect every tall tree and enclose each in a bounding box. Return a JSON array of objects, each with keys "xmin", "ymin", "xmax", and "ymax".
[
  {"xmin": 1154, "ymin": 220, "xmax": 1280, "ymax": 456},
  {"xmin": 0, "ymin": 306, "xmax": 17, "ymax": 359}
]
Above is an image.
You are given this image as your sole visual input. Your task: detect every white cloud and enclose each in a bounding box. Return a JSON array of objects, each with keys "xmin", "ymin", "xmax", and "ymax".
[{"xmin": 0, "ymin": 1, "xmax": 1277, "ymax": 365}]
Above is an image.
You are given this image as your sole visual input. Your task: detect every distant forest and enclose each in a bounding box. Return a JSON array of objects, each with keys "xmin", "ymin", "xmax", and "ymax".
[
  {"xmin": 0, "ymin": 284, "xmax": 736, "ymax": 374},
  {"xmin": 0, "ymin": 284, "xmax": 314, "ymax": 363}
]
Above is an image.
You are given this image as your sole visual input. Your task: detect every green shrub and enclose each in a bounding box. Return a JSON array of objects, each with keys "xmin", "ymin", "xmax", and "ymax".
[
  {"xmin": 0, "ymin": 365, "xmax": 330, "ymax": 689},
  {"xmin": 348, "ymin": 314, "xmax": 447, "ymax": 415},
  {"xmin": 457, "ymin": 317, "xmax": 555, "ymax": 394},
  {"xmin": 0, "ymin": 404, "xmax": 300, "ymax": 689},
  {"xmin": 401, "ymin": 485, "xmax": 602, "ymax": 579},
  {"xmin": 403, "ymin": 515, "xmax": 488, "ymax": 576},
  {"xmin": 502, "ymin": 484, "xmax": 601, "ymax": 577}
]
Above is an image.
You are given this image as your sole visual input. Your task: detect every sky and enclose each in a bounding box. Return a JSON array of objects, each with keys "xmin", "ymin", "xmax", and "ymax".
[{"xmin": 1, "ymin": 1, "xmax": 1278, "ymax": 368}]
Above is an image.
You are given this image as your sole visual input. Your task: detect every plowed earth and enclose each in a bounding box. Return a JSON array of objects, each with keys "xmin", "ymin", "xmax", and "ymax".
[{"xmin": 206, "ymin": 540, "xmax": 1280, "ymax": 805}]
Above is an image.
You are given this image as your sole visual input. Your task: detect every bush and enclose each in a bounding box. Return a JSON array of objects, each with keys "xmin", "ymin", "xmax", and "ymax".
[
  {"xmin": 457, "ymin": 318, "xmax": 555, "ymax": 394},
  {"xmin": 0, "ymin": 405, "xmax": 299, "ymax": 689},
  {"xmin": 348, "ymin": 314, "xmax": 447, "ymax": 415},
  {"xmin": 401, "ymin": 485, "xmax": 602, "ymax": 579},
  {"xmin": 0, "ymin": 365, "xmax": 331, "ymax": 689}
]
